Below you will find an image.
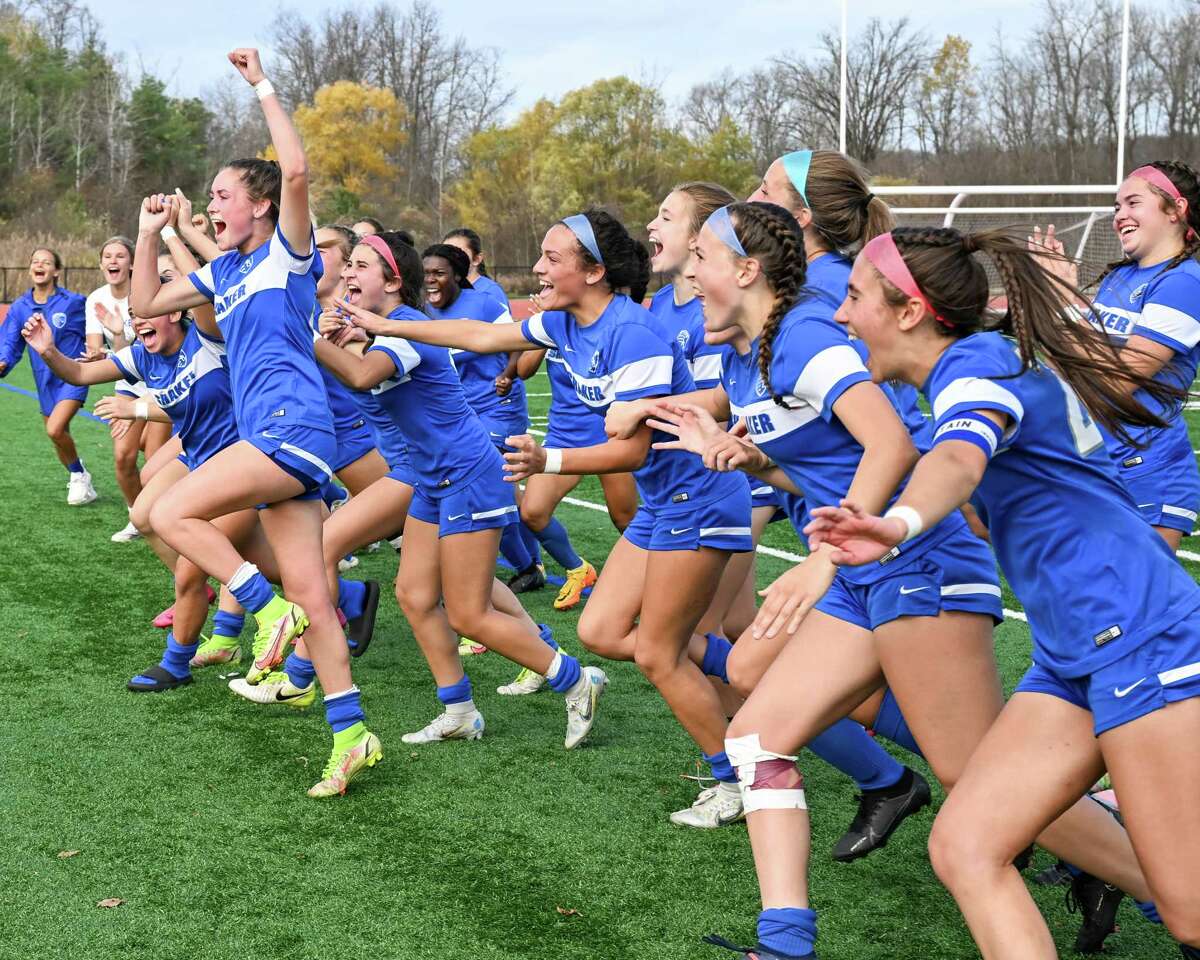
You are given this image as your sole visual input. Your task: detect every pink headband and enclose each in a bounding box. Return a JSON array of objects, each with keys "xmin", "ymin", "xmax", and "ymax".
[
  {"xmin": 861, "ymin": 232, "xmax": 952, "ymax": 329},
  {"xmin": 360, "ymin": 234, "xmax": 400, "ymax": 278},
  {"xmin": 1127, "ymin": 165, "xmax": 1196, "ymax": 240}
]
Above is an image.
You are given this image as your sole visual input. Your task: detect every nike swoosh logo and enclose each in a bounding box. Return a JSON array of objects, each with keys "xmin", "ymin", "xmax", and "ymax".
[
  {"xmin": 898, "ymin": 585, "xmax": 931, "ymax": 595},
  {"xmin": 670, "ymin": 527, "xmax": 693, "ymax": 535},
  {"xmin": 1113, "ymin": 677, "xmax": 1147, "ymax": 698},
  {"xmin": 448, "ymin": 513, "xmax": 467, "ymax": 521},
  {"xmin": 277, "ymin": 688, "xmax": 308, "ymax": 701}
]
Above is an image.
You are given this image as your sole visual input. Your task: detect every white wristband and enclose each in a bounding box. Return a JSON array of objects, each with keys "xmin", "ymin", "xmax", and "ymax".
[
  {"xmin": 543, "ymin": 447, "xmax": 563, "ymax": 474},
  {"xmin": 135, "ymin": 400, "xmax": 149, "ymax": 421},
  {"xmin": 254, "ymin": 78, "xmax": 276, "ymax": 101},
  {"xmin": 160, "ymin": 225, "xmax": 177, "ymax": 241},
  {"xmin": 883, "ymin": 505, "xmax": 923, "ymax": 543}
]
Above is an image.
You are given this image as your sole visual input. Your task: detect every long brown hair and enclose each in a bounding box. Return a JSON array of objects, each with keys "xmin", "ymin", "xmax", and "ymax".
[
  {"xmin": 672, "ymin": 181, "xmax": 738, "ymax": 237},
  {"xmin": 880, "ymin": 226, "xmax": 1182, "ymax": 444},
  {"xmin": 776, "ymin": 150, "xmax": 893, "ymax": 253}
]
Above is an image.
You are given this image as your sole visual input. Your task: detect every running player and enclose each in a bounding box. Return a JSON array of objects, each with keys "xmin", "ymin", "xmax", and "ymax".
[
  {"xmin": 129, "ymin": 47, "xmax": 379, "ymax": 799},
  {"xmin": 803, "ymin": 225, "xmax": 1198, "ymax": 959},
  {"xmin": 0, "ymin": 247, "xmax": 96, "ymax": 505}
]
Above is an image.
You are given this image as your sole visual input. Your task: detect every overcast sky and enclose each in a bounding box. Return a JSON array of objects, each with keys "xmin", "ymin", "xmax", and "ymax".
[{"xmin": 100, "ymin": 0, "xmax": 1150, "ymax": 112}]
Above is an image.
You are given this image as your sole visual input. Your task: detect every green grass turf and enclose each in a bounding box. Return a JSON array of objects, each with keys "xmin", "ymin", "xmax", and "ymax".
[{"xmin": 0, "ymin": 361, "xmax": 1189, "ymax": 959}]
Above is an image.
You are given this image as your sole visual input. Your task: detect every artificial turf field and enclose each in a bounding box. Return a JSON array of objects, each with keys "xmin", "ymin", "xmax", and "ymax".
[{"xmin": 0, "ymin": 358, "xmax": 1191, "ymax": 960}]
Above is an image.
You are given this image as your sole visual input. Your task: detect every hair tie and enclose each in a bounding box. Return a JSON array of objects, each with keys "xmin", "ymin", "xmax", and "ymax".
[
  {"xmin": 861, "ymin": 192, "xmax": 876, "ymax": 208},
  {"xmin": 705, "ymin": 205, "xmax": 747, "ymax": 257},
  {"xmin": 1128, "ymin": 165, "xmax": 1197, "ymax": 241},
  {"xmin": 360, "ymin": 234, "xmax": 400, "ymax": 279},
  {"xmin": 781, "ymin": 150, "xmax": 812, "ymax": 208},
  {"xmin": 861, "ymin": 232, "xmax": 954, "ymax": 329},
  {"xmin": 562, "ymin": 214, "xmax": 604, "ymax": 265}
]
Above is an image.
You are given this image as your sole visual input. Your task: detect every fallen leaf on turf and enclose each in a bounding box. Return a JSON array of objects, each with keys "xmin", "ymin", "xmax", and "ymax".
[
  {"xmin": 56, "ymin": 850, "xmax": 80, "ymax": 859},
  {"xmin": 96, "ymin": 898, "xmax": 123, "ymax": 908},
  {"xmin": 555, "ymin": 906, "xmax": 582, "ymax": 917}
]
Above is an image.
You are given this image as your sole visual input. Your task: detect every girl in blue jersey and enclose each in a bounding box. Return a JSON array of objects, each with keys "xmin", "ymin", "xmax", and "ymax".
[
  {"xmin": 129, "ymin": 48, "xmax": 379, "ymax": 799},
  {"xmin": 316, "ymin": 231, "xmax": 607, "ymax": 750},
  {"xmin": 1031, "ymin": 159, "xmax": 1200, "ymax": 552},
  {"xmin": 0, "ymin": 247, "xmax": 96, "ymax": 505},
  {"xmin": 803, "ymin": 226, "xmax": 1197, "ymax": 959},
  {"xmin": 335, "ymin": 209, "xmax": 757, "ymax": 828},
  {"xmin": 444, "ymin": 227, "xmax": 509, "ymax": 308},
  {"xmin": 635, "ymin": 205, "xmax": 1154, "ymax": 960}
]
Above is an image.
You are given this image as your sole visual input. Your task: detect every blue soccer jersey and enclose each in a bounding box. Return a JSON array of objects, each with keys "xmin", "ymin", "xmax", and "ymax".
[
  {"xmin": 805, "ymin": 252, "xmax": 852, "ymax": 310},
  {"xmin": 648, "ymin": 286, "xmax": 724, "ymax": 389},
  {"xmin": 365, "ymin": 305, "xmax": 498, "ymax": 495},
  {"xmin": 521, "ymin": 294, "xmax": 739, "ymax": 510},
  {"xmin": 1091, "ymin": 258, "xmax": 1200, "ymax": 469},
  {"xmin": 427, "ymin": 287, "xmax": 528, "ymax": 426},
  {"xmin": 720, "ymin": 298, "xmax": 965, "ymax": 584},
  {"xmin": 0, "ymin": 287, "xmax": 88, "ymax": 395},
  {"xmin": 471, "ymin": 274, "xmax": 510, "ymax": 309},
  {"xmin": 111, "ymin": 324, "xmax": 238, "ymax": 467},
  {"xmin": 187, "ymin": 225, "xmax": 332, "ymax": 439},
  {"xmin": 924, "ymin": 331, "xmax": 1200, "ymax": 677}
]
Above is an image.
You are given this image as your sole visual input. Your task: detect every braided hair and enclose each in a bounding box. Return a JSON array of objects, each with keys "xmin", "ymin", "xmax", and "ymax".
[
  {"xmin": 721, "ymin": 202, "xmax": 809, "ymax": 408},
  {"xmin": 876, "ymin": 225, "xmax": 1181, "ymax": 444},
  {"xmin": 1090, "ymin": 159, "xmax": 1200, "ymax": 290}
]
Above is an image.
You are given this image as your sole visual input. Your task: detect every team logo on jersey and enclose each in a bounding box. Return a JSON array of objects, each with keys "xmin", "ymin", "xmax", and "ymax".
[
  {"xmin": 1130, "ymin": 282, "xmax": 1148, "ymax": 303},
  {"xmin": 676, "ymin": 329, "xmax": 690, "ymax": 350},
  {"xmin": 238, "ymin": 257, "xmax": 254, "ymax": 276},
  {"xmin": 754, "ymin": 372, "xmax": 768, "ymax": 397},
  {"xmin": 176, "ymin": 350, "xmax": 188, "ymax": 370},
  {"xmin": 51, "ymin": 311, "xmax": 67, "ymax": 329},
  {"xmin": 588, "ymin": 350, "xmax": 601, "ymax": 374}
]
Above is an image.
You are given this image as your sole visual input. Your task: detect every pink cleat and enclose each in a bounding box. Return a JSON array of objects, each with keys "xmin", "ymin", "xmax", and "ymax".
[{"xmin": 152, "ymin": 584, "xmax": 217, "ymax": 628}]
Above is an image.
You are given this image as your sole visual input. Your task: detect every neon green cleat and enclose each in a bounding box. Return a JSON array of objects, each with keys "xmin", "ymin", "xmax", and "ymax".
[
  {"xmin": 190, "ymin": 634, "xmax": 242, "ymax": 668},
  {"xmin": 228, "ymin": 672, "xmax": 315, "ymax": 709},
  {"xmin": 457, "ymin": 636, "xmax": 487, "ymax": 656},
  {"xmin": 497, "ymin": 666, "xmax": 546, "ymax": 696},
  {"xmin": 246, "ymin": 598, "xmax": 308, "ymax": 684},
  {"xmin": 307, "ymin": 728, "xmax": 383, "ymax": 798}
]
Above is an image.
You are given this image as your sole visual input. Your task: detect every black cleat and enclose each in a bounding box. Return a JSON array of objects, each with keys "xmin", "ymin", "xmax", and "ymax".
[
  {"xmin": 704, "ymin": 934, "xmax": 815, "ymax": 959},
  {"xmin": 1066, "ymin": 870, "xmax": 1124, "ymax": 954},
  {"xmin": 1013, "ymin": 844, "xmax": 1035, "ymax": 873},
  {"xmin": 1033, "ymin": 859, "xmax": 1073, "ymax": 887},
  {"xmin": 832, "ymin": 766, "xmax": 931, "ymax": 863},
  {"xmin": 127, "ymin": 664, "xmax": 193, "ymax": 693},
  {"xmin": 507, "ymin": 562, "xmax": 546, "ymax": 594},
  {"xmin": 346, "ymin": 580, "xmax": 380, "ymax": 658}
]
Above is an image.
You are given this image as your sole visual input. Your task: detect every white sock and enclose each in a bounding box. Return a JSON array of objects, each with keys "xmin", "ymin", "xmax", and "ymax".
[
  {"xmin": 545, "ymin": 650, "xmax": 564, "ymax": 682},
  {"xmin": 445, "ymin": 698, "xmax": 476, "ymax": 716}
]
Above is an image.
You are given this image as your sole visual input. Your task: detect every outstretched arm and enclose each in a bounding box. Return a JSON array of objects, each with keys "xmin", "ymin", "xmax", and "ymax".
[
  {"xmin": 335, "ymin": 298, "xmax": 537, "ymax": 354},
  {"xmin": 21, "ymin": 314, "xmax": 123, "ymax": 386}
]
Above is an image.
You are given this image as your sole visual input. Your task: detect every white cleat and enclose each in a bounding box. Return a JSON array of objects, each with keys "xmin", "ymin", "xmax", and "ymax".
[
  {"xmin": 67, "ymin": 470, "xmax": 97, "ymax": 506},
  {"xmin": 401, "ymin": 709, "xmax": 485, "ymax": 744},
  {"xmin": 110, "ymin": 520, "xmax": 141, "ymax": 543},
  {"xmin": 337, "ymin": 554, "xmax": 359, "ymax": 572},
  {"xmin": 669, "ymin": 781, "xmax": 745, "ymax": 829},
  {"xmin": 564, "ymin": 666, "xmax": 607, "ymax": 749},
  {"xmin": 228, "ymin": 672, "xmax": 315, "ymax": 708},
  {"xmin": 497, "ymin": 667, "xmax": 546, "ymax": 696}
]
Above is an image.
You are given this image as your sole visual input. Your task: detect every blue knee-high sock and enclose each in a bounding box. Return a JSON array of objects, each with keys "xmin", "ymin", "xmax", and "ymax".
[
  {"xmin": 324, "ymin": 687, "xmax": 364, "ymax": 733},
  {"xmin": 284, "ymin": 652, "xmax": 316, "ymax": 689},
  {"xmin": 337, "ymin": 578, "xmax": 367, "ymax": 621},
  {"xmin": 545, "ymin": 649, "xmax": 582, "ymax": 694},
  {"xmin": 538, "ymin": 623, "xmax": 559, "ymax": 651},
  {"xmin": 499, "ymin": 523, "xmax": 533, "ymax": 570},
  {"xmin": 873, "ymin": 688, "xmax": 924, "ymax": 758},
  {"xmin": 808, "ymin": 718, "xmax": 905, "ymax": 792},
  {"xmin": 1135, "ymin": 900, "xmax": 1162, "ymax": 925},
  {"xmin": 227, "ymin": 563, "xmax": 275, "ymax": 615},
  {"xmin": 212, "ymin": 610, "xmax": 245, "ymax": 641},
  {"xmin": 437, "ymin": 675, "xmax": 473, "ymax": 705},
  {"xmin": 67, "ymin": 458, "xmax": 84, "ymax": 474},
  {"xmin": 532, "ymin": 517, "xmax": 581, "ymax": 571},
  {"xmin": 704, "ymin": 750, "xmax": 736, "ymax": 784},
  {"xmin": 701, "ymin": 633, "xmax": 733, "ymax": 682},
  {"xmin": 758, "ymin": 907, "xmax": 818, "ymax": 958},
  {"xmin": 517, "ymin": 521, "xmax": 542, "ymax": 565},
  {"xmin": 159, "ymin": 633, "xmax": 198, "ymax": 680}
]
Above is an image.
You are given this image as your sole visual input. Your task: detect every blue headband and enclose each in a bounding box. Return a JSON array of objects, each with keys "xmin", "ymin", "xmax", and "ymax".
[
  {"xmin": 705, "ymin": 205, "xmax": 747, "ymax": 257},
  {"xmin": 781, "ymin": 150, "xmax": 812, "ymax": 207},
  {"xmin": 563, "ymin": 214, "xmax": 604, "ymax": 266}
]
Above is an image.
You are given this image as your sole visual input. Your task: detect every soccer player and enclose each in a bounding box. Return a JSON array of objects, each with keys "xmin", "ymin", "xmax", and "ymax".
[
  {"xmin": 444, "ymin": 227, "xmax": 509, "ymax": 308},
  {"xmin": 316, "ymin": 231, "xmax": 607, "ymax": 749},
  {"xmin": 803, "ymin": 225, "xmax": 1198, "ymax": 959},
  {"xmin": 129, "ymin": 47, "xmax": 379, "ymax": 799},
  {"xmin": 0, "ymin": 247, "xmax": 95, "ymax": 505}
]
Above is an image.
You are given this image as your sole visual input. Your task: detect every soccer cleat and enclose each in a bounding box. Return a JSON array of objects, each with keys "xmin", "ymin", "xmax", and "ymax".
[
  {"xmin": 152, "ymin": 585, "xmax": 217, "ymax": 629},
  {"xmin": 458, "ymin": 637, "xmax": 487, "ymax": 656},
  {"xmin": 497, "ymin": 666, "xmax": 546, "ymax": 696},
  {"xmin": 337, "ymin": 554, "xmax": 359, "ymax": 572},
  {"xmin": 67, "ymin": 470, "xmax": 97, "ymax": 506},
  {"xmin": 507, "ymin": 561, "xmax": 546, "ymax": 594},
  {"xmin": 306, "ymin": 729, "xmax": 383, "ymax": 798},
  {"xmin": 110, "ymin": 520, "xmax": 141, "ymax": 543},
  {"xmin": 670, "ymin": 781, "xmax": 745, "ymax": 829},
  {"xmin": 1033, "ymin": 860, "xmax": 1073, "ymax": 886},
  {"xmin": 346, "ymin": 580, "xmax": 380, "ymax": 658},
  {"xmin": 832, "ymin": 767, "xmax": 931, "ymax": 863},
  {"xmin": 190, "ymin": 635, "xmax": 241, "ymax": 668},
  {"xmin": 703, "ymin": 934, "xmax": 815, "ymax": 959},
  {"xmin": 401, "ymin": 709, "xmax": 485, "ymax": 744},
  {"xmin": 553, "ymin": 559, "xmax": 597, "ymax": 611},
  {"xmin": 564, "ymin": 666, "xmax": 607, "ymax": 749},
  {"xmin": 1066, "ymin": 871, "xmax": 1124, "ymax": 954},
  {"xmin": 246, "ymin": 602, "xmax": 308, "ymax": 684},
  {"xmin": 228, "ymin": 672, "xmax": 315, "ymax": 709},
  {"xmin": 127, "ymin": 664, "xmax": 192, "ymax": 693}
]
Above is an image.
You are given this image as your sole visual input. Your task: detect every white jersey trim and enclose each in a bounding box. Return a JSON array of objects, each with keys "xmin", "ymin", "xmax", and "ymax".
[
  {"xmin": 792, "ymin": 345, "xmax": 868, "ymax": 414},
  {"xmin": 932, "ymin": 377, "xmax": 1025, "ymax": 425},
  {"xmin": 610, "ymin": 355, "xmax": 673, "ymax": 396},
  {"xmin": 941, "ymin": 583, "xmax": 1002, "ymax": 598},
  {"xmin": 690, "ymin": 354, "xmax": 723, "ymax": 384},
  {"xmin": 1138, "ymin": 302, "xmax": 1200, "ymax": 349},
  {"xmin": 524, "ymin": 311, "xmax": 554, "ymax": 347}
]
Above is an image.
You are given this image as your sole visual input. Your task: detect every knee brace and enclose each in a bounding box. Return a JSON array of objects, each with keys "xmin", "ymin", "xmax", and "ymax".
[{"xmin": 725, "ymin": 733, "xmax": 807, "ymax": 813}]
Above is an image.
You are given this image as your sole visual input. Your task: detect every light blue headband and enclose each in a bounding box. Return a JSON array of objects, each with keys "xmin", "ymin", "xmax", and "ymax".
[
  {"xmin": 781, "ymin": 150, "xmax": 812, "ymax": 207},
  {"xmin": 562, "ymin": 213, "xmax": 604, "ymax": 265},
  {"xmin": 705, "ymin": 205, "xmax": 747, "ymax": 257}
]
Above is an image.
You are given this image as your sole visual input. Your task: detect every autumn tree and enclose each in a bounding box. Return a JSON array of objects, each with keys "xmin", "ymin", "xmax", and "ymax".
[{"xmin": 916, "ymin": 36, "xmax": 977, "ymax": 157}]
